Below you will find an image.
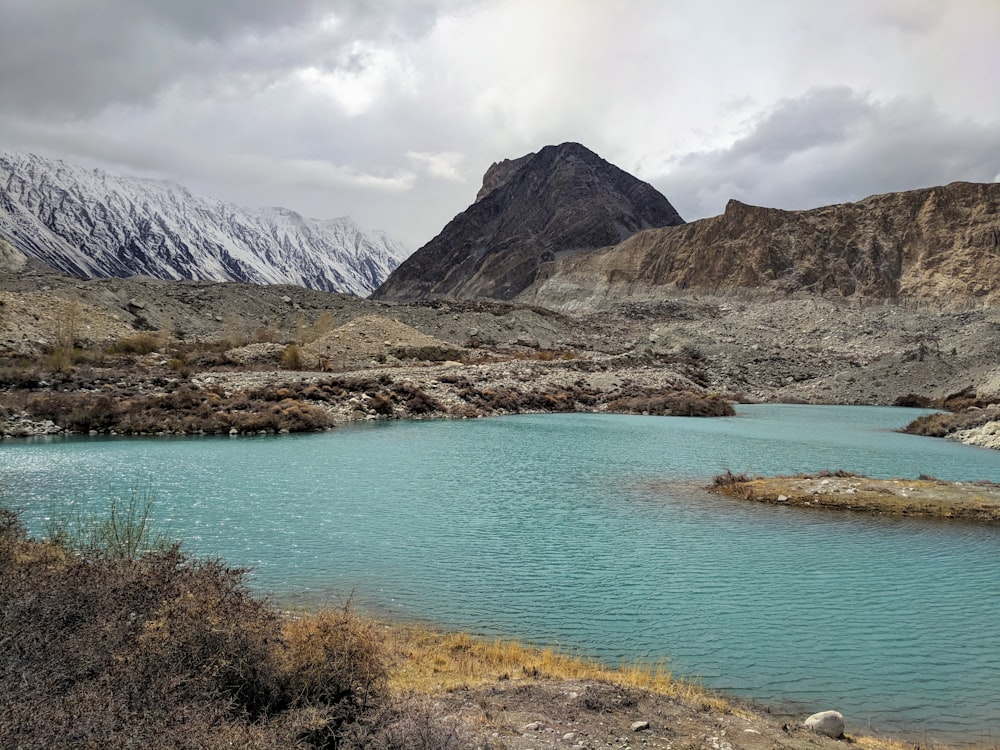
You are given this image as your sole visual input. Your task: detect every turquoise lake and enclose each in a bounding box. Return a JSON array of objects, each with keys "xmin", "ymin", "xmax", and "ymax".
[{"xmin": 2, "ymin": 404, "xmax": 998, "ymax": 742}]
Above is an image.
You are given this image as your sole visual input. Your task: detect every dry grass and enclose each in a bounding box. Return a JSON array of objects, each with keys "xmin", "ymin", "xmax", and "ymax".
[{"xmin": 380, "ymin": 624, "xmax": 730, "ymax": 712}]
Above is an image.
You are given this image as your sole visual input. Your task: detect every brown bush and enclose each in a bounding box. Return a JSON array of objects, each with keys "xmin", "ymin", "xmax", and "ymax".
[
  {"xmin": 0, "ymin": 511, "xmax": 391, "ymax": 748},
  {"xmin": 282, "ymin": 344, "xmax": 304, "ymax": 370},
  {"xmin": 391, "ymin": 384, "xmax": 443, "ymax": 415},
  {"xmin": 107, "ymin": 332, "xmax": 159, "ymax": 355},
  {"xmin": 23, "ymin": 383, "xmax": 331, "ymax": 435},
  {"xmin": 606, "ymin": 391, "xmax": 734, "ymax": 417},
  {"xmin": 903, "ymin": 409, "xmax": 998, "ymax": 438},
  {"xmin": 280, "ymin": 609, "xmax": 387, "ymax": 716},
  {"xmin": 390, "ymin": 345, "xmax": 463, "ymax": 362},
  {"xmin": 712, "ymin": 469, "xmax": 752, "ymax": 487}
]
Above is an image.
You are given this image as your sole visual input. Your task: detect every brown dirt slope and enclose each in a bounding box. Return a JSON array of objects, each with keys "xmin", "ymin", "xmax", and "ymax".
[
  {"xmin": 522, "ymin": 182, "xmax": 1000, "ymax": 309},
  {"xmin": 302, "ymin": 314, "xmax": 463, "ymax": 369}
]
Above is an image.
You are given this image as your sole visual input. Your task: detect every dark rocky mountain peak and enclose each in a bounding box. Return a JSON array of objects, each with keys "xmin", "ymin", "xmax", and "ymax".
[{"xmin": 372, "ymin": 142, "xmax": 684, "ymax": 301}]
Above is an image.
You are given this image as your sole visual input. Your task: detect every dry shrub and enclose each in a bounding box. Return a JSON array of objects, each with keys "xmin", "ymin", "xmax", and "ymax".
[
  {"xmin": 458, "ymin": 385, "xmax": 548, "ymax": 412},
  {"xmin": 607, "ymin": 391, "xmax": 734, "ymax": 417},
  {"xmin": 811, "ymin": 469, "xmax": 859, "ymax": 479},
  {"xmin": 0, "ymin": 529, "xmax": 281, "ymax": 745},
  {"xmin": 282, "ymin": 343, "xmax": 304, "ymax": 370},
  {"xmin": 712, "ymin": 469, "xmax": 751, "ymax": 488},
  {"xmin": 107, "ymin": 332, "xmax": 159, "ymax": 355},
  {"xmin": 0, "ymin": 511, "xmax": 392, "ymax": 749},
  {"xmin": 338, "ymin": 695, "xmax": 472, "ymax": 750},
  {"xmin": 390, "ymin": 345, "xmax": 463, "ymax": 362},
  {"xmin": 460, "ymin": 386, "xmax": 523, "ymax": 412},
  {"xmin": 903, "ymin": 409, "xmax": 998, "ymax": 438},
  {"xmin": 392, "ymin": 383, "xmax": 443, "ymax": 415},
  {"xmin": 370, "ymin": 393, "xmax": 395, "ymax": 415},
  {"xmin": 710, "ymin": 470, "xmax": 754, "ymax": 500},
  {"xmin": 281, "ymin": 609, "xmax": 387, "ymax": 713},
  {"xmin": 0, "ymin": 361, "xmax": 45, "ymax": 388},
  {"xmin": 939, "ymin": 387, "xmax": 989, "ymax": 411},
  {"xmin": 25, "ymin": 383, "xmax": 330, "ymax": 435}
]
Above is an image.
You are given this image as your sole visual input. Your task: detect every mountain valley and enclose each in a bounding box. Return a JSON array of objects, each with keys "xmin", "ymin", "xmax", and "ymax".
[{"xmin": 1, "ymin": 144, "xmax": 999, "ymax": 448}]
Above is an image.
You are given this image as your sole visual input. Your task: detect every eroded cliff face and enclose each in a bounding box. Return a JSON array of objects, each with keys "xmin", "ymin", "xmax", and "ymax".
[
  {"xmin": 0, "ymin": 236, "xmax": 26, "ymax": 274},
  {"xmin": 371, "ymin": 142, "xmax": 685, "ymax": 302},
  {"xmin": 520, "ymin": 182, "xmax": 1000, "ymax": 310}
]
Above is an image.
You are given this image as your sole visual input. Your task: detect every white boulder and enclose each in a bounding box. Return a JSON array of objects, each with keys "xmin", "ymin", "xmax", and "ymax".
[{"xmin": 804, "ymin": 710, "xmax": 844, "ymax": 738}]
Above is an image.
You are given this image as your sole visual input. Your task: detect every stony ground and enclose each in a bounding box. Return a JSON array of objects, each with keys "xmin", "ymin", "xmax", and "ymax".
[
  {"xmin": 425, "ymin": 678, "xmax": 861, "ymax": 750},
  {"xmin": 3, "ymin": 264, "xmax": 1000, "ymax": 402}
]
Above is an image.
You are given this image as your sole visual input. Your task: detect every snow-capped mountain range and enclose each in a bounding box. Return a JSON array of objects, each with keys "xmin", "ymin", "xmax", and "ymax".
[{"xmin": 0, "ymin": 152, "xmax": 410, "ymax": 296}]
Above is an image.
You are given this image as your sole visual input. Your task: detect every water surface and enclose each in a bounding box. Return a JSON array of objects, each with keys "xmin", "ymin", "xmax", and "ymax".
[{"xmin": 2, "ymin": 405, "xmax": 998, "ymax": 742}]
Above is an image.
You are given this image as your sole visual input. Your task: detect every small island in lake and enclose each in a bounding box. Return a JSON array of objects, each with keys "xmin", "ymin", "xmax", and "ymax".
[{"xmin": 710, "ymin": 471, "xmax": 1000, "ymax": 524}]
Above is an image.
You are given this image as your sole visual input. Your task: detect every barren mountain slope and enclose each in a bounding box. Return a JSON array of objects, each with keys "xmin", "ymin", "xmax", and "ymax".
[{"xmin": 521, "ymin": 182, "xmax": 1000, "ymax": 309}]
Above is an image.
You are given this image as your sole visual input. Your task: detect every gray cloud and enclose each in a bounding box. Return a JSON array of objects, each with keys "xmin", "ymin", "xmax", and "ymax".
[
  {"xmin": 655, "ymin": 86, "xmax": 1000, "ymax": 221},
  {"xmin": 1, "ymin": 1, "xmax": 998, "ymax": 249},
  {"xmin": 0, "ymin": 0, "xmax": 453, "ymax": 116}
]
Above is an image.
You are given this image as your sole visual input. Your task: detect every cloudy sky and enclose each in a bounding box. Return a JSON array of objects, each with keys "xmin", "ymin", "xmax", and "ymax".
[{"xmin": 2, "ymin": 0, "xmax": 999, "ymax": 249}]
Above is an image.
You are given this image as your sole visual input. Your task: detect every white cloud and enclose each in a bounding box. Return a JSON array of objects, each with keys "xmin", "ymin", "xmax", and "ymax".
[
  {"xmin": 407, "ymin": 151, "xmax": 464, "ymax": 181},
  {"xmin": 295, "ymin": 41, "xmax": 417, "ymax": 117},
  {"xmin": 222, "ymin": 154, "xmax": 417, "ymax": 193}
]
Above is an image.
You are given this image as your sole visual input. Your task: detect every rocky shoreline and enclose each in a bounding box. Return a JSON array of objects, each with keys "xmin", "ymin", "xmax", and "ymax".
[
  {"xmin": 0, "ymin": 352, "xmax": 733, "ymax": 438},
  {"xmin": 2, "ymin": 266, "xmax": 1000, "ymax": 447}
]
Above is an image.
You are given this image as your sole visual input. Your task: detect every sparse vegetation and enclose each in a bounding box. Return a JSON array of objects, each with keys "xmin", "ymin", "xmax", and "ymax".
[
  {"xmin": 902, "ymin": 407, "xmax": 1000, "ymax": 438},
  {"xmin": 22, "ymin": 383, "xmax": 331, "ymax": 435},
  {"xmin": 282, "ymin": 343, "xmax": 304, "ymax": 370},
  {"xmin": 390, "ymin": 343, "xmax": 465, "ymax": 362},
  {"xmin": 107, "ymin": 332, "xmax": 159, "ymax": 355},
  {"xmin": 43, "ymin": 484, "xmax": 173, "ymax": 559},
  {"xmin": 606, "ymin": 390, "xmax": 734, "ymax": 417}
]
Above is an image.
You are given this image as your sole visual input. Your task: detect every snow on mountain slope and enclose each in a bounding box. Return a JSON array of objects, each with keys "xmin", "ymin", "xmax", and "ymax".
[{"xmin": 0, "ymin": 152, "xmax": 409, "ymax": 295}]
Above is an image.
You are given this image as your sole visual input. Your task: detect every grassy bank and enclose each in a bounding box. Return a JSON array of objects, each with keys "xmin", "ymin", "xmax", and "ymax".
[{"xmin": 710, "ymin": 470, "xmax": 1000, "ymax": 523}]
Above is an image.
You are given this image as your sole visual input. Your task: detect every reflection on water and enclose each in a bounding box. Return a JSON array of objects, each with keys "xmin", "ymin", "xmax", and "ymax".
[{"xmin": 2, "ymin": 405, "xmax": 999, "ymax": 741}]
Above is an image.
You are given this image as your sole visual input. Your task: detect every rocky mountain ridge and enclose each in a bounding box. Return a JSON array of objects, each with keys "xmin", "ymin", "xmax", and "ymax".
[
  {"xmin": 372, "ymin": 142, "xmax": 684, "ymax": 301},
  {"xmin": 0, "ymin": 152, "xmax": 409, "ymax": 295},
  {"xmin": 521, "ymin": 181, "xmax": 1000, "ymax": 309}
]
